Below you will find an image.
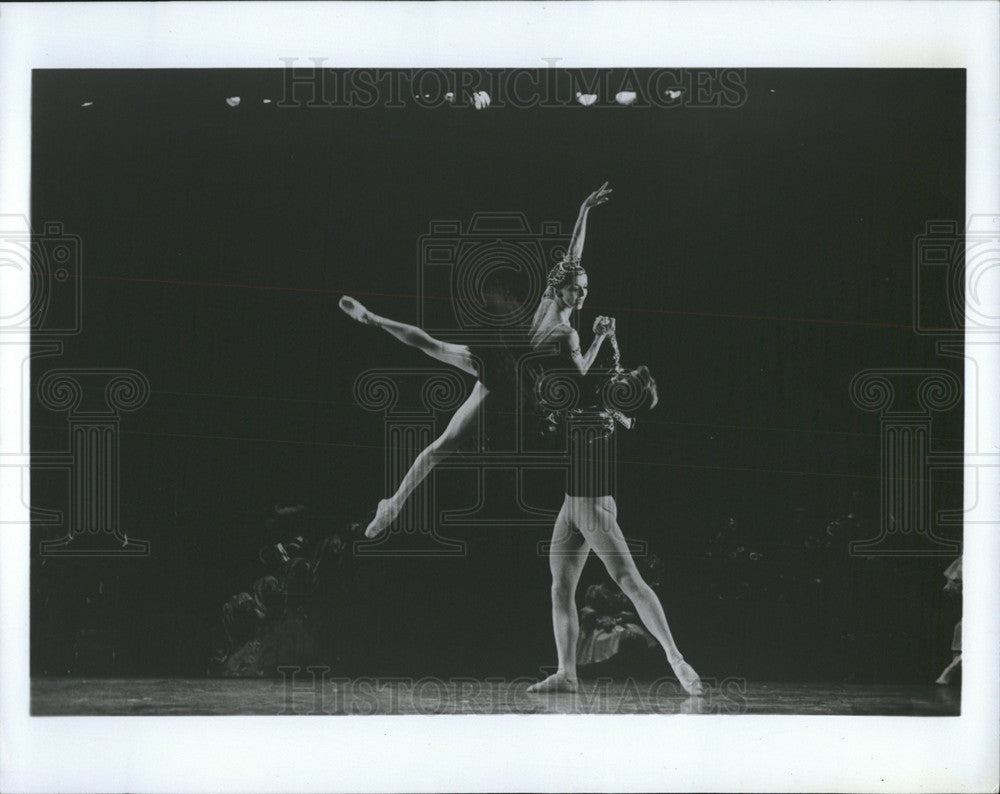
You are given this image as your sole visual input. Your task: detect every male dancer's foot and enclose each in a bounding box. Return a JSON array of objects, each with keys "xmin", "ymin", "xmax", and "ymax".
[
  {"xmin": 671, "ymin": 658, "xmax": 705, "ymax": 696},
  {"xmin": 527, "ymin": 670, "xmax": 578, "ymax": 694},
  {"xmin": 365, "ymin": 498, "xmax": 400, "ymax": 538},
  {"xmin": 339, "ymin": 295, "xmax": 376, "ymax": 325}
]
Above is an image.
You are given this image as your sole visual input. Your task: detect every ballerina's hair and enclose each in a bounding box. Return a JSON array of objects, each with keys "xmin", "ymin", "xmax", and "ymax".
[{"xmin": 546, "ymin": 257, "xmax": 586, "ymax": 293}]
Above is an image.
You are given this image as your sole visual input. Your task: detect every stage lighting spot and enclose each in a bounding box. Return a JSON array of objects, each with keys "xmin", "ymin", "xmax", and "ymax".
[
  {"xmin": 226, "ymin": 96, "xmax": 241, "ymax": 107},
  {"xmin": 81, "ymin": 101, "xmax": 94, "ymax": 107},
  {"xmin": 576, "ymin": 92, "xmax": 597, "ymax": 107},
  {"xmin": 615, "ymin": 91, "xmax": 636, "ymax": 106},
  {"xmin": 262, "ymin": 98, "xmax": 272, "ymax": 104}
]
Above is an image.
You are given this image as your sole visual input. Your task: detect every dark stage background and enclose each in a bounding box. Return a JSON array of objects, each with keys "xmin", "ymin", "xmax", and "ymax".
[{"xmin": 31, "ymin": 69, "xmax": 963, "ymax": 684}]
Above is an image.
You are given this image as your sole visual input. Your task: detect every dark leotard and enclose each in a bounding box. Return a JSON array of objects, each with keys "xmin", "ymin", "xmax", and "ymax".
[
  {"xmin": 467, "ymin": 330, "xmax": 527, "ymax": 451},
  {"xmin": 468, "ymin": 335, "xmax": 517, "ymax": 395},
  {"xmin": 530, "ymin": 322, "xmax": 617, "ymax": 499}
]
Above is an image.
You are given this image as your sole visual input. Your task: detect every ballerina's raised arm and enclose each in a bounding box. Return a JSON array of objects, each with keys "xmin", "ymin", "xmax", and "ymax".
[{"xmin": 530, "ymin": 182, "xmax": 613, "ymax": 335}]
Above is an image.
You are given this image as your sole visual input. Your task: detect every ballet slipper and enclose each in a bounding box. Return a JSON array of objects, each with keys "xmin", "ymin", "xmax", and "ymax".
[
  {"xmin": 672, "ymin": 659, "xmax": 705, "ymax": 696},
  {"xmin": 339, "ymin": 295, "xmax": 375, "ymax": 325},
  {"xmin": 364, "ymin": 498, "xmax": 398, "ymax": 538},
  {"xmin": 527, "ymin": 671, "xmax": 578, "ymax": 694}
]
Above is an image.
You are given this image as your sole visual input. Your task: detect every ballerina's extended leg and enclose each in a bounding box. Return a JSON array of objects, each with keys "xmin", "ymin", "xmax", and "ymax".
[
  {"xmin": 339, "ymin": 296, "xmax": 488, "ymax": 538},
  {"xmin": 362, "ymin": 382, "xmax": 487, "ymax": 537},
  {"xmin": 340, "ymin": 295, "xmax": 478, "ymax": 375},
  {"xmin": 340, "ymin": 295, "xmax": 379, "ymax": 325}
]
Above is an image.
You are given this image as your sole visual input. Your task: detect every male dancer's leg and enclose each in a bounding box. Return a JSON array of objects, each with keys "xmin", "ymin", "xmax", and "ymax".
[
  {"xmin": 527, "ymin": 500, "xmax": 590, "ymax": 693},
  {"xmin": 570, "ymin": 496, "xmax": 704, "ymax": 695}
]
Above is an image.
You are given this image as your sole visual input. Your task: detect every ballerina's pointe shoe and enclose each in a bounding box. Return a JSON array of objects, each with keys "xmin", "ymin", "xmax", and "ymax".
[
  {"xmin": 364, "ymin": 499, "xmax": 397, "ymax": 538},
  {"xmin": 339, "ymin": 295, "xmax": 374, "ymax": 325},
  {"xmin": 673, "ymin": 659, "xmax": 705, "ymax": 696}
]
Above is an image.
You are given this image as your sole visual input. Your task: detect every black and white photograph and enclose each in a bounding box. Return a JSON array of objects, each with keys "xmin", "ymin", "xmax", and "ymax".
[{"xmin": 1, "ymin": 3, "xmax": 997, "ymax": 792}]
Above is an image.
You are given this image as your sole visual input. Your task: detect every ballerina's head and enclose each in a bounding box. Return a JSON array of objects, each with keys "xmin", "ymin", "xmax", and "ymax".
[{"xmin": 546, "ymin": 258, "xmax": 588, "ymax": 312}]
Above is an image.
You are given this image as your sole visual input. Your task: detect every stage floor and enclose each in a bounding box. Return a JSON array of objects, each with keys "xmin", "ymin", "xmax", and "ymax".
[{"xmin": 31, "ymin": 677, "xmax": 960, "ymax": 716}]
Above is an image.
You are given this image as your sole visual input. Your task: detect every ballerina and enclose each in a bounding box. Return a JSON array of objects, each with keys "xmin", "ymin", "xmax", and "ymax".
[{"xmin": 340, "ymin": 182, "xmax": 613, "ymax": 538}]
